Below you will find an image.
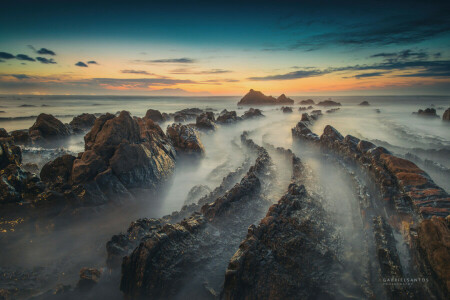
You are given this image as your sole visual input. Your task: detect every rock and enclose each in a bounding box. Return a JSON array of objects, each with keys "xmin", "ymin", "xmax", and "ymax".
[
  {"xmin": 40, "ymin": 154, "xmax": 76, "ymax": 185},
  {"xmin": 76, "ymin": 268, "xmax": 102, "ymax": 292},
  {"xmin": 184, "ymin": 184, "xmax": 212, "ymax": 206},
  {"xmin": 144, "ymin": 109, "xmax": 164, "ymax": 123},
  {"xmin": 320, "ymin": 125, "xmax": 344, "ymax": 144},
  {"xmin": 216, "ymin": 110, "xmax": 240, "ymax": 124},
  {"xmin": 242, "ymin": 108, "xmax": 263, "ymax": 119},
  {"xmin": 281, "ymin": 106, "xmax": 293, "ymax": 113},
  {"xmin": 195, "ymin": 112, "xmax": 216, "ymax": 130},
  {"xmin": 417, "ymin": 216, "xmax": 450, "ymax": 294},
  {"xmin": 71, "ymin": 150, "xmax": 107, "ymax": 184},
  {"xmin": 84, "ymin": 113, "xmax": 116, "ymax": 151},
  {"xmin": 0, "ymin": 128, "xmax": 8, "ymax": 138},
  {"xmin": 311, "ymin": 109, "xmax": 322, "ymax": 116},
  {"xmin": 299, "ymin": 99, "xmax": 315, "ymax": 105},
  {"xmin": 69, "ymin": 113, "xmax": 96, "ymax": 133},
  {"xmin": 10, "ymin": 130, "xmax": 30, "ymax": 145},
  {"xmin": 375, "ymin": 109, "xmax": 381, "ymax": 113},
  {"xmin": 276, "ymin": 94, "xmax": 294, "ymax": 104},
  {"xmin": 301, "ymin": 113, "xmax": 310, "ymax": 122},
  {"xmin": 22, "ymin": 162, "xmax": 39, "ymax": 174},
  {"xmin": 298, "ymin": 106, "xmax": 308, "ymax": 111},
  {"xmin": 317, "ymin": 99, "xmax": 341, "ymax": 106},
  {"xmin": 167, "ymin": 123, "xmax": 205, "ymax": 155},
  {"xmin": 238, "ymin": 89, "xmax": 293, "ymax": 105},
  {"xmin": 174, "ymin": 108, "xmax": 203, "ymax": 122},
  {"xmin": 443, "ymin": 108, "xmax": 450, "ymax": 121},
  {"xmin": 291, "ymin": 121, "xmax": 319, "ymax": 141},
  {"xmin": 414, "ymin": 108, "xmax": 438, "ymax": 117},
  {"xmin": 29, "ymin": 113, "xmax": 71, "ymax": 144},
  {"xmin": 326, "ymin": 108, "xmax": 340, "ymax": 113},
  {"xmin": 359, "ymin": 101, "xmax": 370, "ymax": 106}
]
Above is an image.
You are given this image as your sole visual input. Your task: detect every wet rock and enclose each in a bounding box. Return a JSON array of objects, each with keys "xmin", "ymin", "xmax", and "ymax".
[
  {"xmin": 69, "ymin": 113, "xmax": 96, "ymax": 133},
  {"xmin": 281, "ymin": 106, "xmax": 293, "ymax": 113},
  {"xmin": 291, "ymin": 121, "xmax": 319, "ymax": 141},
  {"xmin": 357, "ymin": 140, "xmax": 376, "ymax": 153},
  {"xmin": 216, "ymin": 110, "xmax": 241, "ymax": 124},
  {"xmin": 173, "ymin": 108, "xmax": 204, "ymax": 122},
  {"xmin": 22, "ymin": 162, "xmax": 39, "ymax": 174},
  {"xmin": 222, "ymin": 183, "xmax": 337, "ymax": 300},
  {"xmin": 40, "ymin": 154, "xmax": 76, "ymax": 185},
  {"xmin": 242, "ymin": 108, "xmax": 263, "ymax": 119},
  {"xmin": 195, "ymin": 112, "xmax": 216, "ymax": 130},
  {"xmin": 238, "ymin": 89, "xmax": 293, "ymax": 105},
  {"xmin": 320, "ymin": 125, "xmax": 344, "ymax": 144},
  {"xmin": 29, "ymin": 113, "xmax": 71, "ymax": 145},
  {"xmin": 317, "ymin": 99, "xmax": 341, "ymax": 106},
  {"xmin": 71, "ymin": 150, "xmax": 107, "ymax": 184},
  {"xmin": 184, "ymin": 184, "xmax": 212, "ymax": 206},
  {"xmin": 144, "ymin": 109, "xmax": 164, "ymax": 123},
  {"xmin": 375, "ymin": 109, "xmax": 381, "ymax": 113},
  {"xmin": 443, "ymin": 108, "xmax": 450, "ymax": 121},
  {"xmin": 167, "ymin": 123, "xmax": 205, "ymax": 155},
  {"xmin": 299, "ymin": 99, "xmax": 315, "ymax": 105},
  {"xmin": 0, "ymin": 128, "xmax": 8, "ymax": 138},
  {"xmin": 359, "ymin": 101, "xmax": 370, "ymax": 106},
  {"xmin": 413, "ymin": 108, "xmax": 438, "ymax": 117},
  {"xmin": 10, "ymin": 130, "xmax": 30, "ymax": 145},
  {"xmin": 301, "ymin": 113, "xmax": 310, "ymax": 122},
  {"xmin": 76, "ymin": 268, "xmax": 102, "ymax": 292},
  {"xmin": 298, "ymin": 106, "xmax": 308, "ymax": 111},
  {"xmin": 84, "ymin": 113, "xmax": 116, "ymax": 151}
]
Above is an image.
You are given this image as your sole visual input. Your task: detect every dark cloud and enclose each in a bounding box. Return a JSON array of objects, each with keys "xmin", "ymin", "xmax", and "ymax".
[
  {"xmin": 121, "ymin": 69, "xmax": 153, "ymax": 75},
  {"xmin": 36, "ymin": 57, "xmax": 57, "ymax": 64},
  {"xmin": 353, "ymin": 72, "xmax": 388, "ymax": 79},
  {"xmin": 16, "ymin": 54, "xmax": 35, "ymax": 61},
  {"xmin": 170, "ymin": 68, "xmax": 231, "ymax": 74},
  {"xmin": 37, "ymin": 48, "xmax": 56, "ymax": 55},
  {"xmin": 74, "ymin": 77, "xmax": 197, "ymax": 88},
  {"xmin": 11, "ymin": 74, "xmax": 30, "ymax": 80},
  {"xmin": 249, "ymin": 69, "xmax": 327, "ymax": 80},
  {"xmin": 0, "ymin": 52, "xmax": 15, "ymax": 59},
  {"xmin": 0, "ymin": 60, "xmax": 4, "ymax": 63},
  {"xmin": 75, "ymin": 61, "xmax": 88, "ymax": 67},
  {"xmin": 135, "ymin": 58, "xmax": 196, "ymax": 63},
  {"xmin": 370, "ymin": 49, "xmax": 428, "ymax": 61},
  {"xmin": 87, "ymin": 61, "xmax": 98, "ymax": 64}
]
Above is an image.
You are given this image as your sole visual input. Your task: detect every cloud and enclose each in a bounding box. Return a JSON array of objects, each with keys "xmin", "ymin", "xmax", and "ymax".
[
  {"xmin": 37, "ymin": 48, "xmax": 56, "ymax": 55},
  {"xmin": 0, "ymin": 52, "xmax": 15, "ymax": 59},
  {"xmin": 36, "ymin": 57, "xmax": 57, "ymax": 64},
  {"xmin": 0, "ymin": 74, "xmax": 31, "ymax": 80},
  {"xmin": 134, "ymin": 58, "xmax": 196, "ymax": 64},
  {"xmin": 248, "ymin": 69, "xmax": 327, "ymax": 80},
  {"xmin": 353, "ymin": 72, "xmax": 388, "ymax": 79},
  {"xmin": 87, "ymin": 61, "xmax": 98, "ymax": 64},
  {"xmin": 121, "ymin": 69, "xmax": 154, "ymax": 75},
  {"xmin": 75, "ymin": 61, "xmax": 88, "ymax": 67},
  {"xmin": 16, "ymin": 54, "xmax": 35, "ymax": 61},
  {"xmin": 370, "ymin": 49, "xmax": 428, "ymax": 61},
  {"xmin": 170, "ymin": 68, "xmax": 232, "ymax": 74}
]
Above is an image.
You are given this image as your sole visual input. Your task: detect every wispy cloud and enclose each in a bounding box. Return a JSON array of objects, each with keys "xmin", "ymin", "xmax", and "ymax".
[
  {"xmin": 170, "ymin": 68, "xmax": 232, "ymax": 74},
  {"xmin": 37, "ymin": 48, "xmax": 56, "ymax": 55},
  {"xmin": 134, "ymin": 58, "xmax": 196, "ymax": 64},
  {"xmin": 16, "ymin": 54, "xmax": 35, "ymax": 62},
  {"xmin": 121, "ymin": 69, "xmax": 154, "ymax": 75},
  {"xmin": 36, "ymin": 57, "xmax": 57, "ymax": 64}
]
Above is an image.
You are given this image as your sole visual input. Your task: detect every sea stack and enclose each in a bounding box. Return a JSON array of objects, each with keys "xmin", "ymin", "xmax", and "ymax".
[{"xmin": 238, "ymin": 89, "xmax": 294, "ymax": 105}]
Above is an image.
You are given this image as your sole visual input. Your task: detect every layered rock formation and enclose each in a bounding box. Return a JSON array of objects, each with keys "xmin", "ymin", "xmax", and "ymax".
[
  {"xmin": 195, "ymin": 112, "xmax": 216, "ymax": 130},
  {"xmin": 242, "ymin": 108, "xmax": 263, "ymax": 119},
  {"xmin": 238, "ymin": 89, "xmax": 294, "ymax": 105},
  {"xmin": 166, "ymin": 123, "xmax": 205, "ymax": 155}
]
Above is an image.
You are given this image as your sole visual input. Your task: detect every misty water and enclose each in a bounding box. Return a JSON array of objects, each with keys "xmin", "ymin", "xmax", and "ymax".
[{"xmin": 0, "ymin": 95, "xmax": 449, "ymax": 298}]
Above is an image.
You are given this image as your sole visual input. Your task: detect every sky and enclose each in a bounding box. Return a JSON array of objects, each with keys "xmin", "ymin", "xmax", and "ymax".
[{"xmin": 0, "ymin": 0, "xmax": 449, "ymax": 96}]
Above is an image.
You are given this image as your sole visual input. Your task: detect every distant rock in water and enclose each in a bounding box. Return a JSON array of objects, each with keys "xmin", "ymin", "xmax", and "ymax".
[
  {"xmin": 29, "ymin": 113, "xmax": 71, "ymax": 145},
  {"xmin": 238, "ymin": 89, "xmax": 293, "ymax": 105},
  {"xmin": 173, "ymin": 108, "xmax": 204, "ymax": 122},
  {"xmin": 195, "ymin": 112, "xmax": 216, "ymax": 130},
  {"xmin": 317, "ymin": 99, "xmax": 341, "ymax": 106},
  {"xmin": 217, "ymin": 110, "xmax": 241, "ymax": 123},
  {"xmin": 282, "ymin": 106, "xmax": 293, "ymax": 113},
  {"xmin": 19, "ymin": 104, "xmax": 36, "ymax": 107},
  {"xmin": 166, "ymin": 123, "xmax": 205, "ymax": 156},
  {"xmin": 299, "ymin": 99, "xmax": 315, "ymax": 105},
  {"xmin": 359, "ymin": 101, "xmax": 370, "ymax": 106},
  {"xmin": 413, "ymin": 108, "xmax": 438, "ymax": 117},
  {"xmin": 242, "ymin": 108, "xmax": 264, "ymax": 119},
  {"xmin": 443, "ymin": 108, "xmax": 450, "ymax": 121},
  {"xmin": 144, "ymin": 109, "xmax": 169, "ymax": 123},
  {"xmin": 70, "ymin": 113, "xmax": 97, "ymax": 133}
]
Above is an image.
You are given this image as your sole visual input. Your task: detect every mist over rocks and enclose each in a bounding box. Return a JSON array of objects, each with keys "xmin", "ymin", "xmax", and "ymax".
[
  {"xmin": 317, "ymin": 99, "xmax": 341, "ymax": 106},
  {"xmin": 29, "ymin": 113, "xmax": 71, "ymax": 145},
  {"xmin": 413, "ymin": 108, "xmax": 438, "ymax": 117},
  {"xmin": 69, "ymin": 113, "xmax": 97, "ymax": 133},
  {"xmin": 237, "ymin": 89, "xmax": 294, "ymax": 105},
  {"xmin": 166, "ymin": 123, "xmax": 205, "ymax": 155},
  {"xmin": 299, "ymin": 99, "xmax": 315, "ymax": 105}
]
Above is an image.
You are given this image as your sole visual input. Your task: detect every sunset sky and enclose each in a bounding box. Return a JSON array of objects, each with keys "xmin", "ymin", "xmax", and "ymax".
[{"xmin": 1, "ymin": 0, "xmax": 449, "ymax": 96}]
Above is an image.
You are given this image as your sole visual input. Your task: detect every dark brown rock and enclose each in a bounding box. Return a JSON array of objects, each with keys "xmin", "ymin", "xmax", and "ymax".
[
  {"xmin": 29, "ymin": 113, "xmax": 71, "ymax": 144},
  {"xmin": 359, "ymin": 101, "xmax": 370, "ymax": 106},
  {"xmin": 299, "ymin": 99, "xmax": 315, "ymax": 105},
  {"xmin": 238, "ymin": 89, "xmax": 293, "ymax": 105},
  {"xmin": 281, "ymin": 106, "xmax": 293, "ymax": 113},
  {"xmin": 144, "ymin": 109, "xmax": 164, "ymax": 123},
  {"xmin": 414, "ymin": 108, "xmax": 438, "ymax": 117},
  {"xmin": 443, "ymin": 108, "xmax": 450, "ymax": 121},
  {"xmin": 195, "ymin": 112, "xmax": 216, "ymax": 130},
  {"xmin": 10, "ymin": 130, "xmax": 30, "ymax": 145},
  {"xmin": 70, "ymin": 113, "xmax": 96, "ymax": 133},
  {"xmin": 276, "ymin": 94, "xmax": 294, "ymax": 104},
  {"xmin": 40, "ymin": 154, "xmax": 76, "ymax": 184},
  {"xmin": 167, "ymin": 123, "xmax": 205, "ymax": 155},
  {"xmin": 242, "ymin": 108, "xmax": 263, "ymax": 119},
  {"xmin": 0, "ymin": 128, "xmax": 8, "ymax": 138},
  {"xmin": 216, "ymin": 110, "xmax": 240, "ymax": 124},
  {"xmin": 317, "ymin": 100, "xmax": 341, "ymax": 106}
]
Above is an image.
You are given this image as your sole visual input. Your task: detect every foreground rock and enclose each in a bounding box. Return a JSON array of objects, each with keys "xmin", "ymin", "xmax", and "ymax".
[
  {"xmin": 69, "ymin": 113, "xmax": 96, "ymax": 133},
  {"xmin": 413, "ymin": 108, "xmax": 438, "ymax": 117},
  {"xmin": 442, "ymin": 108, "xmax": 449, "ymax": 121},
  {"xmin": 166, "ymin": 123, "xmax": 205, "ymax": 155},
  {"xmin": 144, "ymin": 109, "xmax": 166, "ymax": 123},
  {"xmin": 317, "ymin": 99, "xmax": 341, "ymax": 106},
  {"xmin": 238, "ymin": 89, "xmax": 293, "ymax": 105},
  {"xmin": 29, "ymin": 113, "xmax": 71, "ymax": 145}
]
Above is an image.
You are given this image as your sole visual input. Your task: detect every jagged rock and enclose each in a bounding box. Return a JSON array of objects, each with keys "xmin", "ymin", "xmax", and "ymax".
[
  {"xmin": 301, "ymin": 113, "xmax": 310, "ymax": 122},
  {"xmin": 291, "ymin": 121, "xmax": 319, "ymax": 141},
  {"xmin": 299, "ymin": 99, "xmax": 315, "ymax": 105},
  {"xmin": 195, "ymin": 112, "xmax": 216, "ymax": 130},
  {"xmin": 10, "ymin": 130, "xmax": 30, "ymax": 145},
  {"xmin": 76, "ymin": 268, "xmax": 102, "ymax": 292},
  {"xmin": 359, "ymin": 101, "xmax": 370, "ymax": 106},
  {"xmin": 0, "ymin": 128, "xmax": 8, "ymax": 138},
  {"xmin": 414, "ymin": 108, "xmax": 438, "ymax": 117},
  {"xmin": 184, "ymin": 184, "xmax": 212, "ymax": 206},
  {"xmin": 22, "ymin": 162, "xmax": 39, "ymax": 174},
  {"xmin": 216, "ymin": 111, "xmax": 241, "ymax": 124},
  {"xmin": 29, "ymin": 113, "xmax": 71, "ymax": 144},
  {"xmin": 222, "ymin": 183, "xmax": 337, "ymax": 299},
  {"xmin": 84, "ymin": 113, "xmax": 116, "ymax": 150},
  {"xmin": 281, "ymin": 106, "xmax": 293, "ymax": 113},
  {"xmin": 442, "ymin": 108, "xmax": 449, "ymax": 121},
  {"xmin": 320, "ymin": 125, "xmax": 344, "ymax": 144},
  {"xmin": 144, "ymin": 109, "xmax": 164, "ymax": 123},
  {"xmin": 317, "ymin": 100, "xmax": 341, "ymax": 106},
  {"xmin": 69, "ymin": 113, "xmax": 96, "ymax": 133},
  {"xmin": 167, "ymin": 123, "xmax": 205, "ymax": 155},
  {"xmin": 238, "ymin": 89, "xmax": 293, "ymax": 105},
  {"xmin": 40, "ymin": 154, "xmax": 76, "ymax": 185},
  {"xmin": 174, "ymin": 108, "xmax": 204, "ymax": 122},
  {"xmin": 242, "ymin": 108, "xmax": 263, "ymax": 119}
]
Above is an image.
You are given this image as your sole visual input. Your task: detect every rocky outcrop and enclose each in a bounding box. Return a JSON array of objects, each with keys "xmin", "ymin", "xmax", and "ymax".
[
  {"xmin": 184, "ymin": 184, "xmax": 212, "ymax": 206},
  {"xmin": 216, "ymin": 110, "xmax": 241, "ymax": 124},
  {"xmin": 413, "ymin": 108, "xmax": 438, "ymax": 117},
  {"xmin": 195, "ymin": 112, "xmax": 216, "ymax": 130},
  {"xmin": 144, "ymin": 109, "xmax": 165, "ymax": 123},
  {"xmin": 359, "ymin": 101, "xmax": 370, "ymax": 106},
  {"xmin": 442, "ymin": 108, "xmax": 449, "ymax": 121},
  {"xmin": 76, "ymin": 268, "xmax": 102, "ymax": 292},
  {"xmin": 166, "ymin": 123, "xmax": 204, "ymax": 155},
  {"xmin": 29, "ymin": 113, "xmax": 71, "ymax": 145},
  {"xmin": 173, "ymin": 108, "xmax": 203, "ymax": 122},
  {"xmin": 292, "ymin": 121, "xmax": 319, "ymax": 142},
  {"xmin": 317, "ymin": 99, "xmax": 341, "ymax": 106},
  {"xmin": 10, "ymin": 130, "xmax": 30, "ymax": 145},
  {"xmin": 0, "ymin": 128, "xmax": 8, "ymax": 138},
  {"xmin": 299, "ymin": 99, "xmax": 315, "ymax": 105},
  {"xmin": 69, "ymin": 113, "xmax": 96, "ymax": 133},
  {"xmin": 40, "ymin": 154, "xmax": 76, "ymax": 186},
  {"xmin": 281, "ymin": 106, "xmax": 293, "ymax": 113},
  {"xmin": 326, "ymin": 108, "xmax": 340, "ymax": 113},
  {"xmin": 242, "ymin": 108, "xmax": 263, "ymax": 119},
  {"xmin": 238, "ymin": 89, "xmax": 293, "ymax": 105}
]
